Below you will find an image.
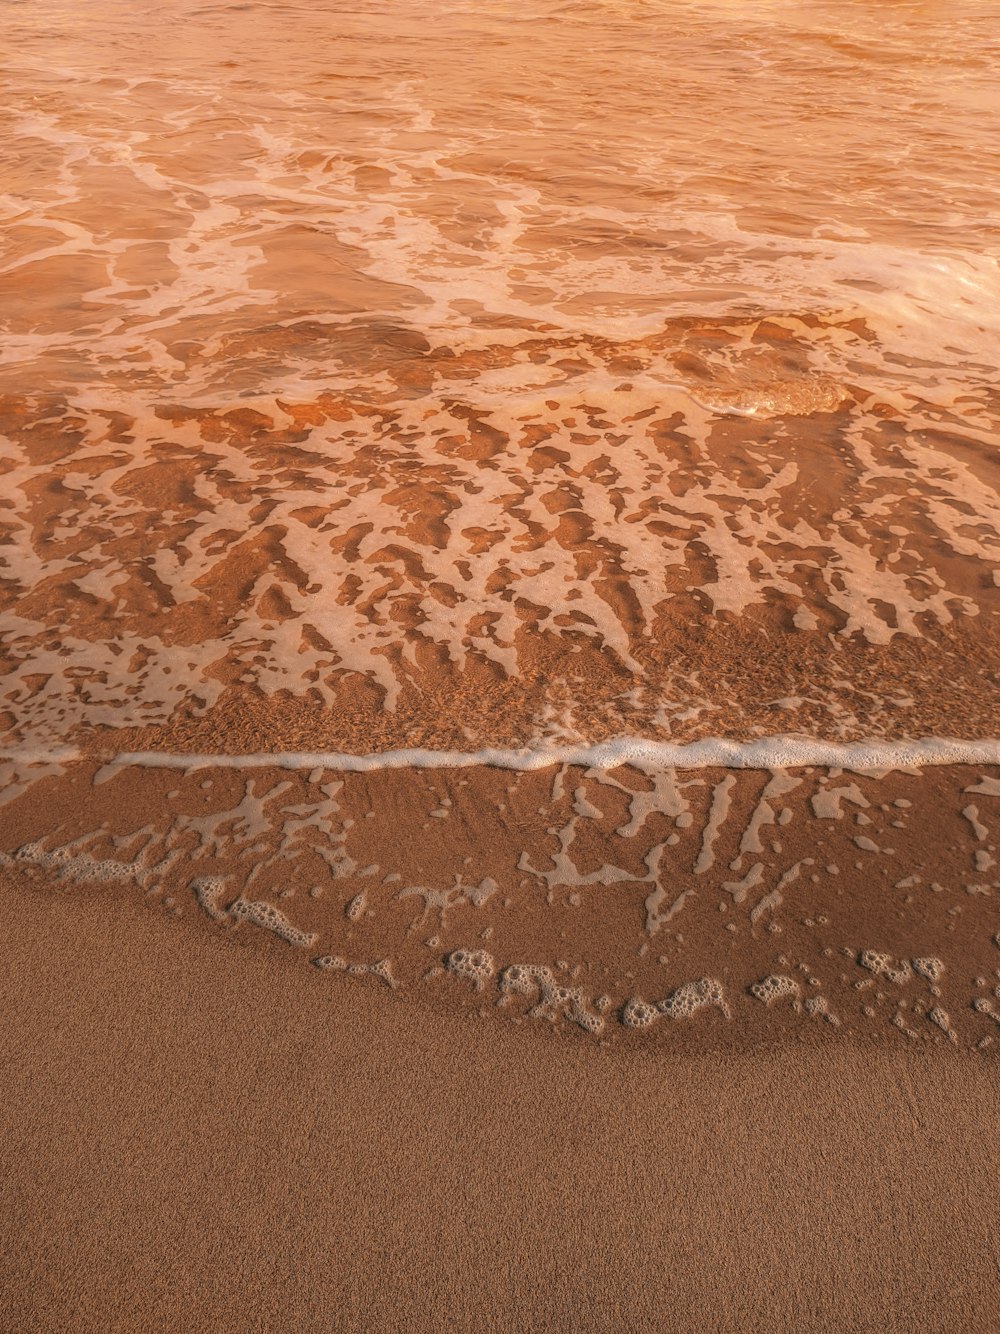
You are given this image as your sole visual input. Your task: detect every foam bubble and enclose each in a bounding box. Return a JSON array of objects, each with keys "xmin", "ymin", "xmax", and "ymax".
[
  {"xmin": 750, "ymin": 974, "xmax": 801, "ymax": 1010},
  {"xmin": 345, "ymin": 890, "xmax": 367, "ymax": 922},
  {"xmin": 912, "ymin": 957, "xmax": 945, "ymax": 984},
  {"xmin": 859, "ymin": 950, "xmax": 913, "ymax": 986},
  {"xmin": 928, "ymin": 1006, "xmax": 958, "ymax": 1043},
  {"xmin": 498, "ymin": 962, "xmax": 604, "ymax": 1033},
  {"xmin": 622, "ymin": 998, "xmax": 658, "ymax": 1030},
  {"xmin": 313, "ymin": 955, "xmax": 397, "ymax": 988},
  {"xmin": 658, "ymin": 977, "xmax": 730, "ymax": 1021},
  {"xmin": 228, "ymin": 896, "xmax": 317, "ymax": 948},
  {"xmin": 804, "ymin": 996, "xmax": 839, "ymax": 1027},
  {"xmin": 193, "ymin": 877, "xmax": 229, "ymax": 921},
  {"xmin": 445, "ymin": 948, "xmax": 496, "ymax": 991}
]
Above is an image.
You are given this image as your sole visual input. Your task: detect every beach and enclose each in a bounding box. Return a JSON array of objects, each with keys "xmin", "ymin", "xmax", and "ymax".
[
  {"xmin": 2, "ymin": 0, "xmax": 1000, "ymax": 1326},
  {"xmin": 2, "ymin": 875, "xmax": 997, "ymax": 1333}
]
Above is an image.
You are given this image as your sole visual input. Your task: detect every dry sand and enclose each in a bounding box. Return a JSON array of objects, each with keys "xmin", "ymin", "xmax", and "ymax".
[{"xmin": 1, "ymin": 875, "xmax": 997, "ymax": 1333}]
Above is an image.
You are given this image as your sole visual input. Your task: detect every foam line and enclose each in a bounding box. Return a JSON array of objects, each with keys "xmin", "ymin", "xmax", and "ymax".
[{"xmin": 6, "ymin": 736, "xmax": 1000, "ymax": 774}]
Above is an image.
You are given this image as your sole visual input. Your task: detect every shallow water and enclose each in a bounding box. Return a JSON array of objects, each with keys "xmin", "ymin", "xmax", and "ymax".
[
  {"xmin": 2, "ymin": 0, "xmax": 1000, "ymax": 748},
  {"xmin": 3, "ymin": 2, "xmax": 1000, "ymax": 1049},
  {"xmin": 4, "ymin": 0, "xmax": 1000, "ymax": 394},
  {"xmin": 4, "ymin": 751, "xmax": 1000, "ymax": 1046}
]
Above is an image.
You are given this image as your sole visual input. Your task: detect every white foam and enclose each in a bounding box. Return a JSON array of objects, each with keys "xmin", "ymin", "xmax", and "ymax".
[
  {"xmin": 750, "ymin": 975, "xmax": 801, "ymax": 1009},
  {"xmin": 9, "ymin": 734, "xmax": 1000, "ymax": 774},
  {"xmin": 694, "ymin": 774, "xmax": 736, "ymax": 873}
]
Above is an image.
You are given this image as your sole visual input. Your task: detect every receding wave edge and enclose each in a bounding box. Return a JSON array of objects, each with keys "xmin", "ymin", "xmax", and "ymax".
[{"xmin": 6, "ymin": 735, "xmax": 1000, "ymax": 773}]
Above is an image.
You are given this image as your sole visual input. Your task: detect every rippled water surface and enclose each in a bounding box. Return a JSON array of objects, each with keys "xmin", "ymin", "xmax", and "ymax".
[
  {"xmin": 4, "ymin": 1, "xmax": 1000, "ymax": 1053},
  {"xmin": 2, "ymin": 0, "xmax": 1000, "ymax": 748}
]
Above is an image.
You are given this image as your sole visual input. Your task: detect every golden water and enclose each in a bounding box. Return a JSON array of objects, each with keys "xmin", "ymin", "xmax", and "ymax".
[
  {"xmin": 3, "ymin": 2, "xmax": 1000, "ymax": 1047},
  {"xmin": 2, "ymin": 0, "xmax": 1000, "ymax": 748}
]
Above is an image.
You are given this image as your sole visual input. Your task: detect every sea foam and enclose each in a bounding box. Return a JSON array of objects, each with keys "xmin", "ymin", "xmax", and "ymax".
[{"xmin": 12, "ymin": 734, "xmax": 1000, "ymax": 778}]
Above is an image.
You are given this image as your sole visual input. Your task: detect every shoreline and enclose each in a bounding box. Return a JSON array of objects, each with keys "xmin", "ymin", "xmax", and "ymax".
[
  {"xmin": 2, "ymin": 876, "xmax": 997, "ymax": 1332},
  {"xmin": 2, "ymin": 757, "xmax": 999, "ymax": 1051},
  {"xmin": 11, "ymin": 732, "xmax": 1000, "ymax": 773}
]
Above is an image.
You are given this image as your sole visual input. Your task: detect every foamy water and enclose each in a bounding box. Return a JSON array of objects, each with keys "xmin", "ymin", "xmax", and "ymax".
[
  {"xmin": 3, "ymin": 1, "xmax": 1000, "ymax": 1048},
  {"xmin": 9, "ymin": 734, "xmax": 1000, "ymax": 775},
  {"xmin": 2, "ymin": 0, "xmax": 1000, "ymax": 750}
]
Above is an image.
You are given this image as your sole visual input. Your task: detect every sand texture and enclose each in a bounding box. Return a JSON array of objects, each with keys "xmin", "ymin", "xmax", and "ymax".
[
  {"xmin": 1, "ymin": 878, "xmax": 998, "ymax": 1334},
  {"xmin": 4, "ymin": 0, "xmax": 1000, "ymax": 1327}
]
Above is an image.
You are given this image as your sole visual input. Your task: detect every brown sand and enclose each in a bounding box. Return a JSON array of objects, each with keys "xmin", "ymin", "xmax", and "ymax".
[{"xmin": 2, "ymin": 876, "xmax": 997, "ymax": 1333}]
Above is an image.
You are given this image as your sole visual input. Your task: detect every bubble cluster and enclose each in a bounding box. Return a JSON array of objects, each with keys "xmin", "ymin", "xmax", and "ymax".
[
  {"xmin": 750, "ymin": 974, "xmax": 801, "ymax": 1009},
  {"xmin": 892, "ymin": 1013, "xmax": 920, "ymax": 1040},
  {"xmin": 445, "ymin": 948, "xmax": 496, "ymax": 991},
  {"xmin": 313, "ymin": 955, "xmax": 396, "ymax": 988},
  {"xmin": 193, "ymin": 877, "xmax": 228, "ymax": 921},
  {"xmin": 912, "ymin": 957, "xmax": 945, "ymax": 984},
  {"xmin": 859, "ymin": 950, "xmax": 913, "ymax": 986},
  {"xmin": 365, "ymin": 959, "xmax": 395, "ymax": 987},
  {"xmin": 973, "ymin": 997, "xmax": 1000, "ymax": 1028},
  {"xmin": 7, "ymin": 840, "xmax": 145, "ymax": 887},
  {"xmin": 345, "ymin": 891, "xmax": 367, "ymax": 922},
  {"xmin": 499, "ymin": 963, "xmax": 603, "ymax": 1034},
  {"xmin": 622, "ymin": 998, "xmax": 659, "ymax": 1030},
  {"xmin": 658, "ymin": 977, "xmax": 731, "ymax": 1021},
  {"xmin": 928, "ymin": 1006, "xmax": 957, "ymax": 1043},
  {"xmin": 803, "ymin": 995, "xmax": 841, "ymax": 1027},
  {"xmin": 228, "ymin": 896, "xmax": 317, "ymax": 948}
]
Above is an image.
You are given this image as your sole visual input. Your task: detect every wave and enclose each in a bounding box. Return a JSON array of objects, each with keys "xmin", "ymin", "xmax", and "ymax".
[{"xmin": 7, "ymin": 734, "xmax": 1000, "ymax": 774}]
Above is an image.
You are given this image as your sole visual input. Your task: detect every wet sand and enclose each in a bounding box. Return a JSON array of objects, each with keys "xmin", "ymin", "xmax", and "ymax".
[
  {"xmin": 4, "ymin": 758, "xmax": 1000, "ymax": 1050},
  {"xmin": 1, "ymin": 875, "xmax": 997, "ymax": 1333}
]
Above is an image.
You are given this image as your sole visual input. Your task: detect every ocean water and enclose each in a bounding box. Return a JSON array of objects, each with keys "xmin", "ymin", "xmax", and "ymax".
[
  {"xmin": 2, "ymin": 0, "xmax": 1000, "ymax": 747},
  {"xmin": 2, "ymin": 0, "xmax": 1000, "ymax": 1044}
]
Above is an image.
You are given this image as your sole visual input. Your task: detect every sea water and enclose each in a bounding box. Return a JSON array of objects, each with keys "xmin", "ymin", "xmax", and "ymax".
[{"xmin": 2, "ymin": 0, "xmax": 1000, "ymax": 1044}]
